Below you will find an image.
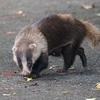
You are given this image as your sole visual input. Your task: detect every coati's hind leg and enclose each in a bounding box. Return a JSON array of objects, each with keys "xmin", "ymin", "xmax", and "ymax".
[
  {"xmin": 63, "ymin": 44, "xmax": 78, "ymax": 72},
  {"xmin": 76, "ymin": 47, "xmax": 87, "ymax": 68},
  {"xmin": 49, "ymin": 47, "xmax": 87, "ymax": 68},
  {"xmin": 57, "ymin": 43, "xmax": 80, "ymax": 73},
  {"xmin": 51, "ymin": 47, "xmax": 87, "ymax": 72},
  {"xmin": 30, "ymin": 53, "xmax": 48, "ymax": 78}
]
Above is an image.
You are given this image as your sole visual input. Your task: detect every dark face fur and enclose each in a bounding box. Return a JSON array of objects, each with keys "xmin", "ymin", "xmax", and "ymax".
[
  {"xmin": 16, "ymin": 50, "xmax": 33, "ymax": 76},
  {"xmin": 16, "ymin": 50, "xmax": 48, "ymax": 78}
]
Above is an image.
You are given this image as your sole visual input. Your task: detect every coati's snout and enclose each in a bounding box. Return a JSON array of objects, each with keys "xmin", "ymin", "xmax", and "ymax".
[{"xmin": 17, "ymin": 53, "xmax": 32, "ymax": 77}]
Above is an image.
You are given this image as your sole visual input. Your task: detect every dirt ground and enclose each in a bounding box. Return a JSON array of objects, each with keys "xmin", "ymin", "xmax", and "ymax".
[{"xmin": 0, "ymin": 0, "xmax": 100, "ymax": 100}]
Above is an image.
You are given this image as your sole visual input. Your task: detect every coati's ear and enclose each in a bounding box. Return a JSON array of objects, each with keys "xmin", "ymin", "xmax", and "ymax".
[{"xmin": 29, "ymin": 44, "xmax": 37, "ymax": 49}]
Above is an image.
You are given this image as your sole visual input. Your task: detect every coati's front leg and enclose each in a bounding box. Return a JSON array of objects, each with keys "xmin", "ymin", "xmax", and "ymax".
[
  {"xmin": 57, "ymin": 42, "xmax": 83, "ymax": 72},
  {"xmin": 62, "ymin": 46, "xmax": 87, "ymax": 72},
  {"xmin": 30, "ymin": 53, "xmax": 48, "ymax": 78}
]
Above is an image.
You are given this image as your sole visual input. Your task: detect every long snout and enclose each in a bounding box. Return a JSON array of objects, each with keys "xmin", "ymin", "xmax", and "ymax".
[{"xmin": 21, "ymin": 66, "xmax": 30, "ymax": 77}]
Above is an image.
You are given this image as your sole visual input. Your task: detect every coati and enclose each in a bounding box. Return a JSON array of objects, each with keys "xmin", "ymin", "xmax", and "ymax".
[
  {"xmin": 12, "ymin": 14, "xmax": 100, "ymax": 78},
  {"xmin": 49, "ymin": 47, "xmax": 87, "ymax": 68}
]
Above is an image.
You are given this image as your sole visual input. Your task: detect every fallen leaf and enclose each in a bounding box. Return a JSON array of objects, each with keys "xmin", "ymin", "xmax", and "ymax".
[
  {"xmin": 49, "ymin": 65, "xmax": 57, "ymax": 70},
  {"xmin": 96, "ymin": 83, "xmax": 100, "ymax": 89},
  {"xmin": 13, "ymin": 92, "xmax": 16, "ymax": 95},
  {"xmin": 62, "ymin": 90, "xmax": 69, "ymax": 94},
  {"xmin": 69, "ymin": 66, "xmax": 74, "ymax": 70},
  {"xmin": 14, "ymin": 10, "xmax": 23, "ymax": 14},
  {"xmin": 82, "ymin": 5, "xmax": 92, "ymax": 9},
  {"xmin": 71, "ymin": 85, "xmax": 77, "ymax": 88},
  {"xmin": 2, "ymin": 71, "xmax": 13, "ymax": 75},
  {"xmin": 6, "ymin": 32, "xmax": 16, "ymax": 34},
  {"xmin": 82, "ymin": 4, "xmax": 95, "ymax": 9},
  {"xmin": 86, "ymin": 98, "xmax": 96, "ymax": 100},
  {"xmin": 95, "ymin": 13, "xmax": 100, "ymax": 17},
  {"xmin": 47, "ymin": 88, "xmax": 55, "ymax": 92},
  {"xmin": 2, "ymin": 80, "xmax": 6, "ymax": 82},
  {"xmin": 3, "ymin": 94, "xmax": 11, "ymax": 96},
  {"xmin": 4, "ymin": 88, "xmax": 14, "ymax": 91}
]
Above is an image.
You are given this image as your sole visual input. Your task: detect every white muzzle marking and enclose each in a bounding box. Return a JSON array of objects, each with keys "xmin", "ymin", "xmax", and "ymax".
[{"xmin": 21, "ymin": 56, "xmax": 30, "ymax": 76}]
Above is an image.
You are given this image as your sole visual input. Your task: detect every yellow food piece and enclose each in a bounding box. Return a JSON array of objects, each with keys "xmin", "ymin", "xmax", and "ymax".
[{"xmin": 25, "ymin": 77, "xmax": 33, "ymax": 81}]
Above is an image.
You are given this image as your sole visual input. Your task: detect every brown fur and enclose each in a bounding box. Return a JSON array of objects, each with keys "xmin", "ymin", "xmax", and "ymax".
[
  {"xmin": 37, "ymin": 14, "xmax": 86, "ymax": 52},
  {"xmin": 81, "ymin": 21, "xmax": 100, "ymax": 48},
  {"xmin": 37, "ymin": 14, "xmax": 100, "ymax": 51}
]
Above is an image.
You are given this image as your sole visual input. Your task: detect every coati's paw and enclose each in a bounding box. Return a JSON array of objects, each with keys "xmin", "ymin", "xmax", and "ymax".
[
  {"xmin": 29, "ymin": 73, "xmax": 40, "ymax": 79},
  {"xmin": 56, "ymin": 69, "xmax": 66, "ymax": 74},
  {"xmin": 83, "ymin": 63, "xmax": 87, "ymax": 68},
  {"xmin": 30, "ymin": 74, "xmax": 37, "ymax": 79}
]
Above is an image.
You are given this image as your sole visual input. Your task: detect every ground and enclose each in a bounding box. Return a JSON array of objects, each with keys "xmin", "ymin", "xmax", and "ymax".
[{"xmin": 0, "ymin": 0, "xmax": 100, "ymax": 100}]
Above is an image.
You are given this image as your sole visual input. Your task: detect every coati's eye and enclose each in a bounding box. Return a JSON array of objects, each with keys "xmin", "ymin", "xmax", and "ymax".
[
  {"xmin": 27, "ymin": 61, "xmax": 32, "ymax": 67},
  {"xmin": 17, "ymin": 56, "xmax": 22, "ymax": 69},
  {"xmin": 26, "ymin": 51, "xmax": 32, "ymax": 68},
  {"xmin": 19, "ymin": 63, "xmax": 23, "ymax": 69}
]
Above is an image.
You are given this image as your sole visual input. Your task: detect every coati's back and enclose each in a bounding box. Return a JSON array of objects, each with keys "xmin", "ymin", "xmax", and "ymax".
[{"xmin": 35, "ymin": 14, "xmax": 86, "ymax": 52}]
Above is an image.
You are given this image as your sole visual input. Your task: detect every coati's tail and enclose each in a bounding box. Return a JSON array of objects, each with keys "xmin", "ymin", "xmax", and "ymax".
[{"xmin": 82, "ymin": 21, "xmax": 100, "ymax": 49}]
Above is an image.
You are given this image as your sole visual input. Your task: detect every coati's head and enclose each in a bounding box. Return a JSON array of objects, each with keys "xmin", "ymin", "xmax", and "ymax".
[
  {"xmin": 12, "ymin": 43, "xmax": 39, "ymax": 77},
  {"xmin": 12, "ymin": 26, "xmax": 48, "ymax": 77}
]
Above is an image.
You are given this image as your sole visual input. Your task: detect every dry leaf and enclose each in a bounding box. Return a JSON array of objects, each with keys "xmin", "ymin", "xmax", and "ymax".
[
  {"xmin": 95, "ymin": 13, "xmax": 100, "ymax": 17},
  {"xmin": 2, "ymin": 71, "xmax": 13, "ymax": 75},
  {"xmin": 86, "ymin": 98, "xmax": 96, "ymax": 100},
  {"xmin": 96, "ymin": 83, "xmax": 100, "ymax": 89},
  {"xmin": 49, "ymin": 65, "xmax": 57, "ymax": 70},
  {"xmin": 47, "ymin": 88, "xmax": 55, "ymax": 91},
  {"xmin": 6, "ymin": 32, "xmax": 16, "ymax": 34},
  {"xmin": 13, "ymin": 92, "xmax": 16, "ymax": 95},
  {"xmin": 62, "ymin": 90, "xmax": 69, "ymax": 94},
  {"xmin": 71, "ymin": 85, "xmax": 77, "ymax": 88},
  {"xmin": 14, "ymin": 10, "xmax": 23, "ymax": 14},
  {"xmin": 3, "ymin": 94, "xmax": 11, "ymax": 96},
  {"xmin": 82, "ymin": 5, "xmax": 92, "ymax": 9},
  {"xmin": 82, "ymin": 4, "xmax": 95, "ymax": 9},
  {"xmin": 69, "ymin": 66, "xmax": 74, "ymax": 70}
]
